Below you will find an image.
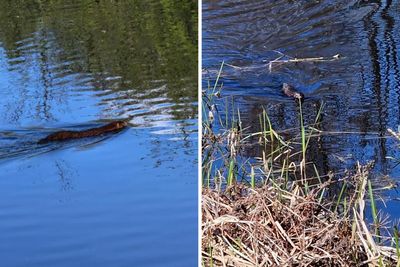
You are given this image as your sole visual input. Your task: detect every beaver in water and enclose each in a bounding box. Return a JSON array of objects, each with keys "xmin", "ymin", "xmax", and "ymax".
[
  {"xmin": 282, "ymin": 83, "xmax": 304, "ymax": 101},
  {"xmin": 38, "ymin": 121, "xmax": 127, "ymax": 144}
]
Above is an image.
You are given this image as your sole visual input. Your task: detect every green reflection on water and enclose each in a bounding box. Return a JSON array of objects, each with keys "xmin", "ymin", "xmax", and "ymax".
[{"xmin": 0, "ymin": 0, "xmax": 197, "ymax": 120}]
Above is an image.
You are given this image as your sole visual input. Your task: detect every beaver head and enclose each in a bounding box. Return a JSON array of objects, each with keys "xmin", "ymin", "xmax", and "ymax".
[
  {"xmin": 282, "ymin": 83, "xmax": 304, "ymax": 101},
  {"xmin": 107, "ymin": 121, "xmax": 128, "ymax": 130}
]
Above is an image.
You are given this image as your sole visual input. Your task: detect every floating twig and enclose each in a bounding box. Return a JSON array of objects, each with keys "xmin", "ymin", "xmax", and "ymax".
[{"xmin": 267, "ymin": 52, "xmax": 342, "ymax": 72}]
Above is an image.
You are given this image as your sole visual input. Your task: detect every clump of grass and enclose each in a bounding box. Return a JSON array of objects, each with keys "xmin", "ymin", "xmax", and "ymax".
[
  {"xmin": 202, "ymin": 62, "xmax": 245, "ymax": 189},
  {"xmin": 202, "ymin": 63, "xmax": 399, "ymax": 266},
  {"xmin": 202, "ymin": 167, "xmax": 391, "ymax": 266},
  {"xmin": 202, "ymin": 163, "xmax": 398, "ymax": 266}
]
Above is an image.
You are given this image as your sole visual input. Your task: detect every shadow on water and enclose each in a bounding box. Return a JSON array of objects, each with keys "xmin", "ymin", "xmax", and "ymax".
[
  {"xmin": 203, "ymin": 0, "xmax": 400, "ymax": 215},
  {"xmin": 0, "ymin": 1, "xmax": 197, "ymax": 266}
]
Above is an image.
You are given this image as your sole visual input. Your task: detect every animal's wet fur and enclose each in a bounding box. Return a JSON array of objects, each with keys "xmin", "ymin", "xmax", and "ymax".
[
  {"xmin": 38, "ymin": 121, "xmax": 127, "ymax": 144},
  {"xmin": 282, "ymin": 83, "xmax": 304, "ymax": 101}
]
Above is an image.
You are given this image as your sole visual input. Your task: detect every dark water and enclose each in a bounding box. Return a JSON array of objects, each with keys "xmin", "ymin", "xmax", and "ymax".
[
  {"xmin": 203, "ymin": 0, "xmax": 400, "ymax": 215},
  {"xmin": 0, "ymin": 1, "xmax": 197, "ymax": 266}
]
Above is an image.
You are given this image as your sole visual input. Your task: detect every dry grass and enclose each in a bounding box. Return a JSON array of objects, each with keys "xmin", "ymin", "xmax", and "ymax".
[{"xmin": 202, "ymin": 164, "xmax": 397, "ymax": 266}]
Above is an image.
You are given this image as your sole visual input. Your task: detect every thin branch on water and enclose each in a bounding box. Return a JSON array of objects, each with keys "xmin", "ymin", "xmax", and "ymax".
[{"xmin": 267, "ymin": 51, "xmax": 342, "ymax": 72}]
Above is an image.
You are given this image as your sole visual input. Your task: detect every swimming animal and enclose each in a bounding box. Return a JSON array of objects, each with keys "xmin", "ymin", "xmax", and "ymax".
[
  {"xmin": 282, "ymin": 83, "xmax": 304, "ymax": 101},
  {"xmin": 38, "ymin": 121, "xmax": 127, "ymax": 144}
]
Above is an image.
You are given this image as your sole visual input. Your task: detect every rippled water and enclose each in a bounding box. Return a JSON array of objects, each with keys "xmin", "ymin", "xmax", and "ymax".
[
  {"xmin": 0, "ymin": 1, "xmax": 197, "ymax": 266},
  {"xmin": 203, "ymin": 0, "xmax": 400, "ymax": 214}
]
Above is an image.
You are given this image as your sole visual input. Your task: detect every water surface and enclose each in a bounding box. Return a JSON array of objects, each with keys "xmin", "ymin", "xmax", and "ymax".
[
  {"xmin": 203, "ymin": 0, "xmax": 400, "ymax": 215},
  {"xmin": 0, "ymin": 1, "xmax": 197, "ymax": 266}
]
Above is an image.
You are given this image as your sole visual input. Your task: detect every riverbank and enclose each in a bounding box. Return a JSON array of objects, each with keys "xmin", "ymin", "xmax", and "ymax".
[{"xmin": 202, "ymin": 65, "xmax": 399, "ymax": 266}]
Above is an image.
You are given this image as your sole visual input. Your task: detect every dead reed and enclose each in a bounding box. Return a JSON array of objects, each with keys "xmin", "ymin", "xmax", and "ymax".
[{"xmin": 202, "ymin": 164, "xmax": 397, "ymax": 266}]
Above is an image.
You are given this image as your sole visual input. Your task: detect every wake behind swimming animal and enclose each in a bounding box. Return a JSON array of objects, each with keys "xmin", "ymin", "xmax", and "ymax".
[
  {"xmin": 282, "ymin": 83, "xmax": 304, "ymax": 101},
  {"xmin": 38, "ymin": 121, "xmax": 127, "ymax": 144}
]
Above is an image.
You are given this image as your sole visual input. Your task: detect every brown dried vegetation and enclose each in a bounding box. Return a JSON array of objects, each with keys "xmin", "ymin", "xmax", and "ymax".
[{"xmin": 202, "ymin": 171, "xmax": 398, "ymax": 266}]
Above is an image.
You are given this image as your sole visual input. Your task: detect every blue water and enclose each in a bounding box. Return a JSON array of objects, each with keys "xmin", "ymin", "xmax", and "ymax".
[
  {"xmin": 0, "ymin": 1, "xmax": 197, "ymax": 266},
  {"xmin": 203, "ymin": 0, "xmax": 400, "ymax": 217},
  {"xmin": 0, "ymin": 127, "xmax": 197, "ymax": 266}
]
